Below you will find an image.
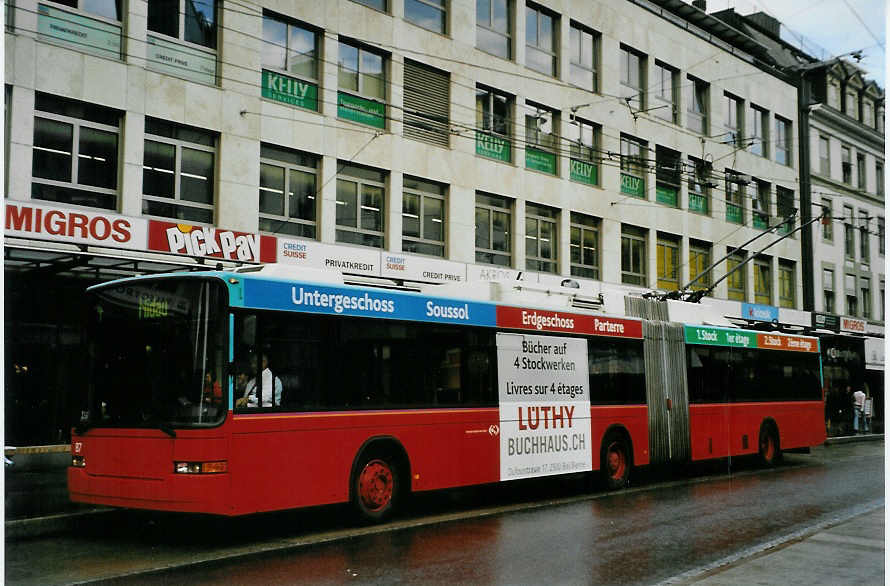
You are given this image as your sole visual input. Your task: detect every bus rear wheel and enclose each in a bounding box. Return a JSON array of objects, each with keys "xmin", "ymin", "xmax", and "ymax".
[
  {"xmin": 353, "ymin": 454, "xmax": 399, "ymax": 522},
  {"xmin": 758, "ymin": 424, "xmax": 781, "ymax": 467},
  {"xmin": 601, "ymin": 432, "xmax": 632, "ymax": 490}
]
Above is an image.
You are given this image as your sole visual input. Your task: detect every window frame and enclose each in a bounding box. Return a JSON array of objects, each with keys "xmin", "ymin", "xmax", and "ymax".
[
  {"xmin": 568, "ymin": 21, "xmax": 598, "ymax": 92},
  {"xmin": 686, "ymin": 75, "xmax": 708, "ymax": 134},
  {"xmin": 723, "ymin": 92, "xmax": 743, "ymax": 147},
  {"xmin": 846, "ymin": 273, "xmax": 858, "ymax": 316},
  {"xmin": 843, "ymin": 205, "xmax": 855, "ymax": 259},
  {"xmin": 261, "ymin": 13, "xmax": 320, "ymax": 83},
  {"xmin": 147, "ymin": 0, "xmax": 217, "ymax": 50},
  {"xmin": 653, "ymin": 61, "xmax": 678, "ymax": 124},
  {"xmin": 688, "ymin": 240, "xmax": 711, "ymax": 292},
  {"xmin": 402, "ymin": 176, "xmax": 447, "ymax": 258},
  {"xmin": 778, "ymin": 260, "xmax": 795, "ymax": 309},
  {"xmin": 476, "ymin": 0, "xmax": 512, "ymax": 60},
  {"xmin": 568, "ymin": 117, "xmax": 599, "ymax": 186},
  {"xmin": 475, "ymin": 192, "xmax": 513, "ymax": 267},
  {"xmin": 337, "ymin": 40, "xmax": 387, "ymax": 122},
  {"xmin": 525, "ymin": 202, "xmax": 558, "ymax": 273},
  {"xmin": 726, "ymin": 250, "xmax": 746, "ymax": 302},
  {"xmin": 687, "ymin": 156, "xmax": 711, "ymax": 215},
  {"xmin": 752, "ymin": 180, "xmax": 770, "ymax": 230},
  {"xmin": 620, "ymin": 134, "xmax": 647, "ymax": 198},
  {"xmin": 619, "ymin": 45, "xmax": 645, "ymax": 111},
  {"xmin": 857, "ymin": 152, "xmax": 867, "ymax": 189},
  {"xmin": 724, "ymin": 170, "xmax": 747, "ymax": 225},
  {"xmin": 821, "ymin": 197, "xmax": 833, "ymax": 242},
  {"xmin": 570, "ymin": 212, "xmax": 599, "ymax": 280},
  {"xmin": 335, "ymin": 163, "xmax": 387, "ymax": 249},
  {"xmin": 142, "ymin": 117, "xmax": 216, "ymax": 223},
  {"xmin": 818, "ymin": 135, "xmax": 830, "ymax": 176},
  {"xmin": 258, "ymin": 144, "xmax": 318, "ymax": 239},
  {"xmin": 405, "ymin": 0, "xmax": 447, "ymax": 34},
  {"xmin": 753, "ymin": 257, "xmax": 772, "ymax": 305},
  {"xmin": 775, "ymin": 116, "xmax": 791, "ymax": 166},
  {"xmin": 475, "ymin": 85, "xmax": 513, "ymax": 162},
  {"xmin": 621, "ymin": 225, "xmax": 647, "ymax": 286},
  {"xmin": 860, "ymin": 276, "xmax": 871, "ymax": 319},
  {"xmin": 749, "ymin": 104, "xmax": 769, "ymax": 157},
  {"xmin": 656, "ymin": 234, "xmax": 680, "ymax": 291},
  {"xmin": 525, "ymin": 3, "xmax": 558, "ymax": 77},
  {"xmin": 859, "ymin": 210, "xmax": 870, "ymax": 263},
  {"xmin": 32, "ymin": 94, "xmax": 121, "ymax": 211},
  {"xmin": 823, "ymin": 268, "xmax": 835, "ymax": 314}
]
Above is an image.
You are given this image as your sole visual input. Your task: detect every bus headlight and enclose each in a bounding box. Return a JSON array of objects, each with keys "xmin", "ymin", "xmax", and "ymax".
[
  {"xmin": 71, "ymin": 455, "xmax": 85, "ymax": 468},
  {"xmin": 174, "ymin": 461, "xmax": 227, "ymax": 474}
]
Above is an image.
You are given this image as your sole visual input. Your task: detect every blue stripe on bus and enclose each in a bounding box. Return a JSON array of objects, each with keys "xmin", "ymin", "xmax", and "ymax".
[{"xmin": 243, "ymin": 279, "xmax": 497, "ymax": 327}]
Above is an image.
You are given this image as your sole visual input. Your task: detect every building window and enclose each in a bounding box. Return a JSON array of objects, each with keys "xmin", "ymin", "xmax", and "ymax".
[
  {"xmin": 845, "ymin": 273, "xmax": 857, "ymax": 315},
  {"xmin": 403, "ymin": 176, "xmax": 446, "ymax": 257},
  {"xmin": 350, "ymin": 0, "xmax": 386, "ymax": 10},
  {"xmin": 876, "ymin": 162, "xmax": 883, "ymax": 196},
  {"xmin": 776, "ymin": 186, "xmax": 795, "ymax": 234},
  {"xmin": 860, "ymin": 277, "xmax": 871, "ymax": 319},
  {"xmin": 779, "ymin": 260, "xmax": 795, "ymax": 309},
  {"xmin": 688, "ymin": 156, "xmax": 711, "ymax": 215},
  {"xmin": 475, "ymin": 192, "xmax": 512, "ymax": 266},
  {"xmin": 142, "ymin": 117, "xmax": 215, "ymax": 223},
  {"xmin": 821, "ymin": 198, "xmax": 833, "ymax": 241},
  {"xmin": 570, "ymin": 212, "xmax": 599, "ymax": 279},
  {"xmin": 148, "ymin": 0, "xmax": 216, "ymax": 49},
  {"xmin": 403, "ymin": 60, "xmax": 450, "ymax": 147},
  {"xmin": 653, "ymin": 61, "xmax": 678, "ymax": 123},
  {"xmin": 525, "ymin": 102, "xmax": 558, "ymax": 175},
  {"xmin": 620, "ymin": 134, "xmax": 647, "ymax": 198},
  {"xmin": 656, "ymin": 233, "xmax": 680, "ymax": 291},
  {"xmin": 686, "ymin": 75, "xmax": 708, "ymax": 134},
  {"xmin": 878, "ymin": 217, "xmax": 884, "ymax": 255},
  {"xmin": 841, "ymin": 145, "xmax": 852, "ymax": 184},
  {"xmin": 655, "ymin": 146, "xmax": 681, "ymax": 207},
  {"xmin": 46, "ymin": 0, "xmax": 121, "ymax": 19},
  {"xmin": 863, "ymin": 99, "xmax": 875, "ymax": 127},
  {"xmin": 526, "ymin": 202, "xmax": 558, "ymax": 273},
  {"xmin": 525, "ymin": 3, "xmax": 557, "ymax": 77},
  {"xmin": 338, "ymin": 41, "xmax": 386, "ymax": 128},
  {"xmin": 859, "ymin": 211, "xmax": 870, "ymax": 263},
  {"xmin": 568, "ymin": 117, "xmax": 599, "ymax": 186},
  {"xmin": 726, "ymin": 250, "xmax": 746, "ymax": 302},
  {"xmin": 753, "ymin": 180, "xmax": 770, "ymax": 230},
  {"xmin": 621, "ymin": 225, "xmax": 647, "ymax": 286},
  {"xmin": 477, "ymin": 0, "xmax": 512, "ymax": 60},
  {"xmin": 857, "ymin": 153, "xmax": 867, "ymax": 189},
  {"xmin": 775, "ymin": 116, "xmax": 791, "ymax": 166},
  {"xmin": 819, "ymin": 136, "xmax": 830, "ymax": 176},
  {"xmin": 844, "ymin": 206, "xmax": 855, "ymax": 259},
  {"xmin": 620, "ymin": 45, "xmax": 645, "ymax": 111},
  {"xmin": 723, "ymin": 92, "xmax": 743, "ymax": 146},
  {"xmin": 845, "ymin": 90, "xmax": 859, "ymax": 120},
  {"xmin": 569, "ymin": 22, "xmax": 598, "ymax": 92},
  {"xmin": 823, "ymin": 268, "xmax": 835, "ymax": 314},
  {"xmin": 753, "ymin": 256, "xmax": 771, "ymax": 305},
  {"xmin": 261, "ymin": 14, "xmax": 319, "ymax": 110},
  {"xmin": 749, "ymin": 104, "xmax": 768, "ymax": 157},
  {"xmin": 475, "ymin": 85, "xmax": 513, "ymax": 162},
  {"xmin": 688, "ymin": 241, "xmax": 711, "ymax": 292},
  {"xmin": 258, "ymin": 144, "xmax": 317, "ymax": 239},
  {"xmin": 405, "ymin": 0, "xmax": 446, "ymax": 34},
  {"xmin": 336, "ymin": 164, "xmax": 386, "ymax": 248},
  {"xmin": 724, "ymin": 170, "xmax": 747, "ymax": 225},
  {"xmin": 32, "ymin": 93, "xmax": 120, "ymax": 211}
]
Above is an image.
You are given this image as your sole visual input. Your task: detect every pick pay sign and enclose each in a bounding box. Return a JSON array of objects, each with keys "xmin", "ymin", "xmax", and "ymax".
[{"xmin": 496, "ymin": 333, "xmax": 592, "ymax": 480}]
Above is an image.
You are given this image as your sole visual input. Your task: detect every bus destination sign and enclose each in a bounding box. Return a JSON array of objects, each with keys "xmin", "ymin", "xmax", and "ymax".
[{"xmin": 496, "ymin": 333, "xmax": 592, "ymax": 481}]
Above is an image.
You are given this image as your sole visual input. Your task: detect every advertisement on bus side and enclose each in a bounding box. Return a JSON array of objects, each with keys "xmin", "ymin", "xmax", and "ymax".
[{"xmin": 496, "ymin": 333, "xmax": 592, "ymax": 481}]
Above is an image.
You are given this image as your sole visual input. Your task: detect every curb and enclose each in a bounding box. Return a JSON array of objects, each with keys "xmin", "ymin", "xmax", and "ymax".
[
  {"xmin": 5, "ymin": 508, "xmax": 116, "ymax": 541},
  {"xmin": 824, "ymin": 433, "xmax": 884, "ymax": 445}
]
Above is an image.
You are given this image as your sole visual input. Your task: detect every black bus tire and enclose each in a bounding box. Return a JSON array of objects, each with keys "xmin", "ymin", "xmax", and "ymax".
[
  {"xmin": 352, "ymin": 451, "xmax": 400, "ymax": 523},
  {"xmin": 601, "ymin": 431, "xmax": 632, "ymax": 490},
  {"xmin": 758, "ymin": 423, "xmax": 782, "ymax": 467}
]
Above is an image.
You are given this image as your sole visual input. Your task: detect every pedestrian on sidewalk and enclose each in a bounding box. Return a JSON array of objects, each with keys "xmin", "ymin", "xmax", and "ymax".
[
  {"xmin": 863, "ymin": 391, "xmax": 873, "ymax": 434},
  {"xmin": 852, "ymin": 387, "xmax": 866, "ymax": 434}
]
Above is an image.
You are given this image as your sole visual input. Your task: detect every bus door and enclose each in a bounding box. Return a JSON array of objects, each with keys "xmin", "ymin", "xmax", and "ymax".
[{"xmin": 643, "ymin": 322, "xmax": 690, "ymax": 464}]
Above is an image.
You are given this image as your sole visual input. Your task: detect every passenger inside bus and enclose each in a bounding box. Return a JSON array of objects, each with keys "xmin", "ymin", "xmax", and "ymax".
[{"xmin": 235, "ymin": 354, "xmax": 283, "ymax": 408}]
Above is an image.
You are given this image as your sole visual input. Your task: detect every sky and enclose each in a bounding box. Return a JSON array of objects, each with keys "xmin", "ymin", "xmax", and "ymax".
[{"xmin": 685, "ymin": 0, "xmax": 887, "ymax": 87}]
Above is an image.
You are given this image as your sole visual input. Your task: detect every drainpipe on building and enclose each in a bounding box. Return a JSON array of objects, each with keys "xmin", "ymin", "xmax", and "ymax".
[{"xmin": 797, "ymin": 73, "xmax": 816, "ymax": 311}]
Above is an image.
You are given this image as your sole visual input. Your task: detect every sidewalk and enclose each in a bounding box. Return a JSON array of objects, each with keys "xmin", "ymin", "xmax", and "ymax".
[{"xmin": 675, "ymin": 505, "xmax": 885, "ymax": 585}]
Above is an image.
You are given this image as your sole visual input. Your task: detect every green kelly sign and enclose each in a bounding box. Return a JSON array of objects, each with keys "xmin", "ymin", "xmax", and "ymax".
[
  {"xmin": 570, "ymin": 158, "xmax": 598, "ymax": 185},
  {"xmin": 38, "ymin": 3, "xmax": 121, "ymax": 59},
  {"xmin": 656, "ymin": 185, "xmax": 678, "ymax": 207},
  {"xmin": 621, "ymin": 173, "xmax": 645, "ymax": 198},
  {"xmin": 726, "ymin": 204, "xmax": 743, "ymax": 224},
  {"xmin": 525, "ymin": 147, "xmax": 557, "ymax": 175},
  {"xmin": 685, "ymin": 326, "xmax": 757, "ymax": 348},
  {"xmin": 338, "ymin": 92, "xmax": 385, "ymax": 128},
  {"xmin": 262, "ymin": 70, "xmax": 318, "ymax": 111},
  {"xmin": 475, "ymin": 131, "xmax": 511, "ymax": 162}
]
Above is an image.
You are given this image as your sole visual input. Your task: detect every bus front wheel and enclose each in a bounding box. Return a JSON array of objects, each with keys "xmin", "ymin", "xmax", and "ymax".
[
  {"xmin": 352, "ymin": 453, "xmax": 399, "ymax": 522},
  {"xmin": 601, "ymin": 432, "xmax": 632, "ymax": 490}
]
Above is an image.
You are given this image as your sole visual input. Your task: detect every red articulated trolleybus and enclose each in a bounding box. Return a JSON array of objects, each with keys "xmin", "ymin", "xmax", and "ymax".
[{"xmin": 69, "ymin": 265, "xmax": 826, "ymax": 521}]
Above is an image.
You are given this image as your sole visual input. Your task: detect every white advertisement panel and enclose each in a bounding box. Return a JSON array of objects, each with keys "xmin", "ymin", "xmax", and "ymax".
[
  {"xmin": 380, "ymin": 252, "xmax": 466, "ymax": 283},
  {"xmin": 496, "ymin": 333, "xmax": 592, "ymax": 481},
  {"xmin": 276, "ymin": 238, "xmax": 380, "ymax": 277},
  {"xmin": 5, "ymin": 202, "xmax": 148, "ymax": 250}
]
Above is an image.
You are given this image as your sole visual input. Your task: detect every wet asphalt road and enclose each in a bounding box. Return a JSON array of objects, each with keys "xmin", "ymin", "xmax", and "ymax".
[{"xmin": 6, "ymin": 441, "xmax": 884, "ymax": 585}]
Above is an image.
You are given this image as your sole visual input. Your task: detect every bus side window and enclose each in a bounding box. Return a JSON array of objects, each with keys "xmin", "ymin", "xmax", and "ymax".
[{"xmin": 232, "ymin": 313, "xmax": 258, "ymax": 411}]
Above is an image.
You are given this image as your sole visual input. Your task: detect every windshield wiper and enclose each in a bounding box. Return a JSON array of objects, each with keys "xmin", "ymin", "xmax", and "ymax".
[{"xmin": 158, "ymin": 423, "xmax": 176, "ymax": 438}]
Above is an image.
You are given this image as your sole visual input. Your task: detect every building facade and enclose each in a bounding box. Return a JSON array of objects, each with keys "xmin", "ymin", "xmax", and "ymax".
[{"xmin": 3, "ymin": 0, "xmax": 835, "ymax": 445}]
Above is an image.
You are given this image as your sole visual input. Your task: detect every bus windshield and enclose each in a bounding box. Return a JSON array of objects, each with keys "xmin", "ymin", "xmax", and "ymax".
[{"xmin": 84, "ymin": 278, "xmax": 228, "ymax": 429}]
